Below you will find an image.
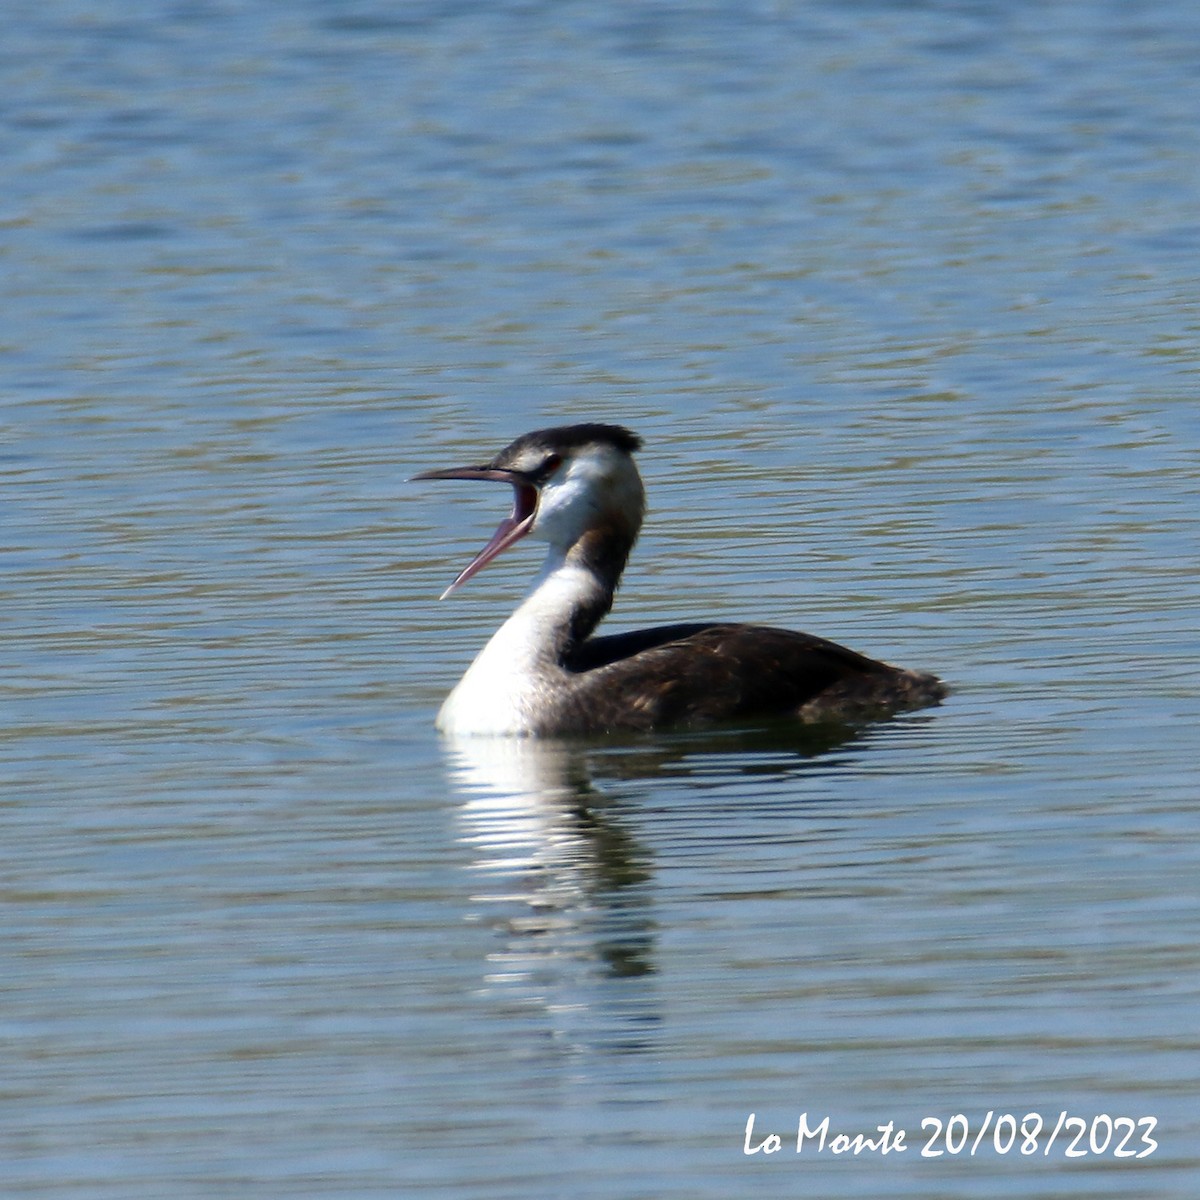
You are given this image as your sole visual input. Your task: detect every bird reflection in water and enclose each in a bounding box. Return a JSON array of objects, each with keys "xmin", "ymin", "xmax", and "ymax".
[
  {"xmin": 445, "ymin": 735, "xmax": 656, "ymax": 988},
  {"xmin": 441, "ymin": 720, "xmax": 873, "ymax": 1052}
]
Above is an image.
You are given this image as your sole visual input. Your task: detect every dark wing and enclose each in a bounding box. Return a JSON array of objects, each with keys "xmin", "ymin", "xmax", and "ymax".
[
  {"xmin": 565, "ymin": 622, "xmax": 726, "ymax": 671},
  {"xmin": 559, "ymin": 623, "xmax": 929, "ymax": 733}
]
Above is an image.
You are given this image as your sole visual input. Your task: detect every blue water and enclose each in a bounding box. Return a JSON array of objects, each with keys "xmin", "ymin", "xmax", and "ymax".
[{"xmin": 4, "ymin": 1, "xmax": 1199, "ymax": 1196}]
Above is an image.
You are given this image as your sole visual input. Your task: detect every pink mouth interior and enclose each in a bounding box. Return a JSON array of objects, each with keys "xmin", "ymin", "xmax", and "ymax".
[{"xmin": 440, "ymin": 483, "xmax": 538, "ymax": 597}]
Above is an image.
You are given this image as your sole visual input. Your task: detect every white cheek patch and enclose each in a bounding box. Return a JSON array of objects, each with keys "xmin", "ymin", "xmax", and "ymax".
[{"xmin": 532, "ymin": 446, "xmax": 636, "ymax": 547}]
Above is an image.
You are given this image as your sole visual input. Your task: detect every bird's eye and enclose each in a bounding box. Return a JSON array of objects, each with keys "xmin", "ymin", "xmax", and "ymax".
[{"xmin": 540, "ymin": 454, "xmax": 563, "ymax": 478}]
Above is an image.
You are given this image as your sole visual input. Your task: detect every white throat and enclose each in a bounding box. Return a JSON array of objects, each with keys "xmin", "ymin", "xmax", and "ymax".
[{"xmin": 436, "ymin": 548, "xmax": 603, "ymax": 737}]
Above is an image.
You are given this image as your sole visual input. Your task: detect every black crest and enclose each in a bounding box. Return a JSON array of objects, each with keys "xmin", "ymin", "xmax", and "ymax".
[{"xmin": 490, "ymin": 423, "xmax": 642, "ymax": 469}]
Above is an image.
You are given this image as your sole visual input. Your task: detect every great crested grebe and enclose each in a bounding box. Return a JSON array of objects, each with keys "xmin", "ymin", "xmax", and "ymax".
[{"xmin": 414, "ymin": 423, "xmax": 945, "ymax": 737}]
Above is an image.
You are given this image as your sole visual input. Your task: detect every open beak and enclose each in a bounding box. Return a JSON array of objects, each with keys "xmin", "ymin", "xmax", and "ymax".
[{"xmin": 410, "ymin": 465, "xmax": 539, "ymax": 598}]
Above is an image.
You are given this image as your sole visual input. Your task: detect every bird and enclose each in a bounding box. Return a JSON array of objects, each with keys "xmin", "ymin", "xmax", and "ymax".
[{"xmin": 413, "ymin": 423, "xmax": 945, "ymax": 737}]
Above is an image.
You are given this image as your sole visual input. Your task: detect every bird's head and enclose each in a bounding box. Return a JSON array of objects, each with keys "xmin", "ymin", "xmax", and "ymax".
[{"xmin": 412, "ymin": 423, "xmax": 645, "ymax": 597}]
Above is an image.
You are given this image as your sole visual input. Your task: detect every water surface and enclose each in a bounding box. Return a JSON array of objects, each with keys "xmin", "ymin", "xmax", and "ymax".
[{"xmin": 3, "ymin": 1, "xmax": 1199, "ymax": 1197}]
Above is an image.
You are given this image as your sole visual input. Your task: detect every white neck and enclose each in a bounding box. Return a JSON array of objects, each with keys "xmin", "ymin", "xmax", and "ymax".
[{"xmin": 436, "ymin": 547, "xmax": 606, "ymax": 737}]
